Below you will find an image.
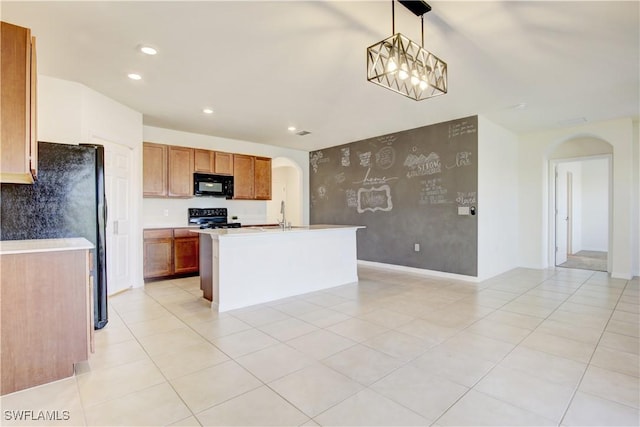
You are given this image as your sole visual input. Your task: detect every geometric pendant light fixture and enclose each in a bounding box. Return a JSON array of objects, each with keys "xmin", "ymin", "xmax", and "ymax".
[{"xmin": 367, "ymin": 0, "xmax": 448, "ymax": 101}]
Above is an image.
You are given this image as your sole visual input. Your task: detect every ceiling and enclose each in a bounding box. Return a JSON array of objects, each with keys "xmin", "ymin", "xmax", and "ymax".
[{"xmin": 2, "ymin": 1, "xmax": 638, "ymax": 152}]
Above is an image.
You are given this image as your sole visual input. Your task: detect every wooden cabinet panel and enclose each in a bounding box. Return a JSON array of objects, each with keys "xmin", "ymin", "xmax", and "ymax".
[
  {"xmin": 174, "ymin": 237, "xmax": 199, "ymax": 274},
  {"xmin": 1, "ymin": 22, "xmax": 37, "ymax": 184},
  {"xmin": 254, "ymin": 156, "xmax": 272, "ymax": 200},
  {"xmin": 233, "ymin": 154, "xmax": 255, "ymax": 199},
  {"xmin": 143, "ymin": 236, "xmax": 173, "ymax": 278},
  {"xmin": 143, "ymin": 142, "xmax": 168, "ymax": 197},
  {"xmin": 168, "ymin": 146, "xmax": 194, "ymax": 197},
  {"xmin": 143, "ymin": 228, "xmax": 200, "ymax": 279},
  {"xmin": 1, "ymin": 250, "xmax": 90, "ymax": 395},
  {"xmin": 194, "ymin": 149, "xmax": 214, "ymax": 173},
  {"xmin": 214, "ymin": 151, "xmax": 234, "ymax": 175}
]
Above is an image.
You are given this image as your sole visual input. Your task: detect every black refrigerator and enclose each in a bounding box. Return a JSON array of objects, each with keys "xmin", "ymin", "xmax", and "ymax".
[{"xmin": 0, "ymin": 141, "xmax": 109, "ymax": 329}]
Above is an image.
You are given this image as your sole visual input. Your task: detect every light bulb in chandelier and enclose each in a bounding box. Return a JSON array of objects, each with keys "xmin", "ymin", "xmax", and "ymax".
[
  {"xmin": 398, "ymin": 63, "xmax": 409, "ymax": 80},
  {"xmin": 387, "ymin": 57, "xmax": 398, "ymax": 73},
  {"xmin": 419, "ymin": 76, "xmax": 429, "ymax": 90},
  {"xmin": 410, "ymin": 69, "xmax": 420, "ymax": 86}
]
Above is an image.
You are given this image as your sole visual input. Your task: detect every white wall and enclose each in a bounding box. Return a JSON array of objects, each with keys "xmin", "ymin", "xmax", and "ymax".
[
  {"xmin": 518, "ymin": 118, "xmax": 637, "ymax": 279},
  {"xmin": 142, "ymin": 126, "xmax": 310, "ymax": 227},
  {"xmin": 581, "ymin": 158, "xmax": 609, "ymax": 251},
  {"xmin": 477, "ymin": 116, "xmax": 519, "ymax": 280},
  {"xmin": 269, "ymin": 166, "xmax": 302, "ymax": 226},
  {"xmin": 37, "ymin": 75, "xmax": 145, "ymax": 287}
]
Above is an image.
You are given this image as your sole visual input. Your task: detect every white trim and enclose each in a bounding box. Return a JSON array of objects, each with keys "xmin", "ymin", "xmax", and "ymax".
[{"xmin": 357, "ymin": 260, "xmax": 480, "ymax": 283}]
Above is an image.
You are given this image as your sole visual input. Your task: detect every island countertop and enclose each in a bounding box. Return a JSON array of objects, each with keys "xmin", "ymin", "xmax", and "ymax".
[
  {"xmin": 0, "ymin": 238, "xmax": 94, "ymax": 255},
  {"xmin": 191, "ymin": 224, "xmax": 364, "ymax": 238},
  {"xmin": 196, "ymin": 224, "xmax": 364, "ymax": 311}
]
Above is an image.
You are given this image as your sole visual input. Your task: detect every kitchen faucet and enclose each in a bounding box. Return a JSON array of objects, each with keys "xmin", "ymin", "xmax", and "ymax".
[{"xmin": 278, "ymin": 200, "xmax": 289, "ymax": 230}]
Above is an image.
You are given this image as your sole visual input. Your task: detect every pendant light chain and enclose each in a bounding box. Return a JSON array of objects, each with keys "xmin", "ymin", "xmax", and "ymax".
[{"xmin": 392, "ymin": 0, "xmax": 395, "ymax": 35}]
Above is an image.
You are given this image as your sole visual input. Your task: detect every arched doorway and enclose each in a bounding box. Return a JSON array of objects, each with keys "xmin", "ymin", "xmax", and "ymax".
[
  {"xmin": 548, "ymin": 136, "xmax": 613, "ymax": 272},
  {"xmin": 267, "ymin": 157, "xmax": 304, "ymax": 226}
]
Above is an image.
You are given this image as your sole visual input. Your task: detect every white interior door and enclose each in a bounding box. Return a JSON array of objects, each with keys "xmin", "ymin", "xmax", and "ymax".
[
  {"xmin": 101, "ymin": 140, "xmax": 133, "ymax": 295},
  {"xmin": 555, "ymin": 166, "xmax": 568, "ymax": 265}
]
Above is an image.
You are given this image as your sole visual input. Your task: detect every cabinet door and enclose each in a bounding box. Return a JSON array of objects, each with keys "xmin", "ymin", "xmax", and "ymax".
[
  {"xmin": 194, "ymin": 149, "xmax": 214, "ymax": 173},
  {"xmin": 167, "ymin": 146, "xmax": 194, "ymax": 197},
  {"xmin": 254, "ymin": 157, "xmax": 272, "ymax": 200},
  {"xmin": 214, "ymin": 151, "xmax": 234, "ymax": 175},
  {"xmin": 174, "ymin": 237, "xmax": 199, "ymax": 274},
  {"xmin": 143, "ymin": 142, "xmax": 168, "ymax": 197},
  {"xmin": 143, "ymin": 238, "xmax": 173, "ymax": 278},
  {"xmin": 233, "ymin": 154, "xmax": 255, "ymax": 199},
  {"xmin": 0, "ymin": 22, "xmax": 36, "ymax": 184}
]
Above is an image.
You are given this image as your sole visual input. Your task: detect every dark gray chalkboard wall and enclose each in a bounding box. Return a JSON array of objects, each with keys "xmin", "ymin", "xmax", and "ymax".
[{"xmin": 310, "ymin": 116, "xmax": 478, "ymax": 276}]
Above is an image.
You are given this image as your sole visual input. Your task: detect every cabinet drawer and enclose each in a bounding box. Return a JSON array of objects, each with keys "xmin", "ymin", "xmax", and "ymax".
[
  {"xmin": 143, "ymin": 229, "xmax": 173, "ymax": 239},
  {"xmin": 173, "ymin": 228, "xmax": 196, "ymax": 238}
]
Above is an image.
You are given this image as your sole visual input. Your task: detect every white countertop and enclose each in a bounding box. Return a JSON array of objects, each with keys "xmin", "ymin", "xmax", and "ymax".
[
  {"xmin": 191, "ymin": 224, "xmax": 365, "ymax": 238},
  {"xmin": 0, "ymin": 238, "xmax": 94, "ymax": 255}
]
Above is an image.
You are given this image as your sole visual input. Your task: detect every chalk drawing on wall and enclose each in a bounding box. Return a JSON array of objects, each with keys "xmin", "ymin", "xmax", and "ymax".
[
  {"xmin": 377, "ymin": 134, "xmax": 397, "ymax": 145},
  {"xmin": 353, "ymin": 168, "xmax": 399, "ymax": 186},
  {"xmin": 358, "ymin": 151, "xmax": 372, "ymax": 168},
  {"xmin": 346, "ymin": 189, "xmax": 358, "ymax": 208},
  {"xmin": 310, "ymin": 151, "xmax": 329, "ymax": 173},
  {"xmin": 404, "ymin": 151, "xmax": 441, "ymax": 178},
  {"xmin": 341, "ymin": 148, "xmax": 350, "ymax": 167},
  {"xmin": 375, "ymin": 146, "xmax": 395, "ymax": 170},
  {"xmin": 317, "ymin": 185, "xmax": 328, "ymax": 200},
  {"xmin": 357, "ymin": 185, "xmax": 393, "ymax": 213},
  {"xmin": 448, "ymin": 121, "xmax": 477, "ymax": 140},
  {"xmin": 334, "ymin": 172, "xmax": 346, "ymax": 184},
  {"xmin": 446, "ymin": 151, "xmax": 473, "ymax": 169},
  {"xmin": 419, "ymin": 178, "xmax": 450, "ymax": 205},
  {"xmin": 456, "ymin": 191, "xmax": 477, "ymax": 205}
]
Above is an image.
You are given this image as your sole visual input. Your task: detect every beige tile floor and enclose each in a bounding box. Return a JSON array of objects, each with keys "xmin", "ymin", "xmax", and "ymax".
[{"xmin": 1, "ymin": 266, "xmax": 638, "ymax": 426}]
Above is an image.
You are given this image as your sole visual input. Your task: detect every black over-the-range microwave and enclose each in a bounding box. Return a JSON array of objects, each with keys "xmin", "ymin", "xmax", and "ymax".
[{"xmin": 193, "ymin": 173, "xmax": 234, "ymax": 198}]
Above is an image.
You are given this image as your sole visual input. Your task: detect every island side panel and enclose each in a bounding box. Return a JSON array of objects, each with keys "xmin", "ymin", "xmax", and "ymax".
[
  {"xmin": 217, "ymin": 228, "xmax": 359, "ymax": 311},
  {"xmin": 198, "ymin": 233, "xmax": 214, "ymax": 303}
]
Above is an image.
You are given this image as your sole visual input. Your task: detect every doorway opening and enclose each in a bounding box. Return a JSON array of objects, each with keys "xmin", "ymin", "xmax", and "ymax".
[
  {"xmin": 553, "ymin": 157, "xmax": 611, "ymax": 272},
  {"xmin": 266, "ymin": 157, "xmax": 304, "ymax": 226}
]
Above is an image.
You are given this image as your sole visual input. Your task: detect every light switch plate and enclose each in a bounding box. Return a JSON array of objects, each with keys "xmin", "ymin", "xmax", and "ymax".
[{"xmin": 458, "ymin": 206, "xmax": 470, "ymax": 215}]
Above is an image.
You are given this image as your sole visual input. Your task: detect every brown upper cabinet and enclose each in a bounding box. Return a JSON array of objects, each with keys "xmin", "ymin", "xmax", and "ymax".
[
  {"xmin": 167, "ymin": 146, "xmax": 194, "ymax": 197},
  {"xmin": 254, "ymin": 156, "xmax": 272, "ymax": 200},
  {"xmin": 214, "ymin": 151, "xmax": 233, "ymax": 175},
  {"xmin": 232, "ymin": 154, "xmax": 255, "ymax": 199},
  {"xmin": 1, "ymin": 22, "xmax": 38, "ymax": 184},
  {"xmin": 194, "ymin": 149, "xmax": 233, "ymax": 175},
  {"xmin": 143, "ymin": 142, "xmax": 194, "ymax": 198},
  {"xmin": 143, "ymin": 142, "xmax": 168, "ymax": 197}
]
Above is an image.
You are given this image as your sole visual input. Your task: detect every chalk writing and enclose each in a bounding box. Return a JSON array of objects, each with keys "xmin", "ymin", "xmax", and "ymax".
[
  {"xmin": 359, "ymin": 151, "xmax": 372, "ymax": 167},
  {"xmin": 376, "ymin": 146, "xmax": 395, "ymax": 170},
  {"xmin": 310, "ymin": 151, "xmax": 329, "ymax": 173},
  {"xmin": 404, "ymin": 152, "xmax": 441, "ymax": 178},
  {"xmin": 357, "ymin": 185, "xmax": 393, "ymax": 213},
  {"xmin": 456, "ymin": 191, "xmax": 477, "ymax": 205},
  {"xmin": 317, "ymin": 185, "xmax": 328, "ymax": 200},
  {"xmin": 334, "ymin": 172, "xmax": 346, "ymax": 184},
  {"xmin": 419, "ymin": 178, "xmax": 450, "ymax": 205},
  {"xmin": 449, "ymin": 121, "xmax": 477, "ymax": 139},
  {"xmin": 341, "ymin": 148, "xmax": 350, "ymax": 167},
  {"xmin": 346, "ymin": 189, "xmax": 358, "ymax": 208},
  {"xmin": 353, "ymin": 168, "xmax": 399, "ymax": 186},
  {"xmin": 377, "ymin": 134, "xmax": 397, "ymax": 145},
  {"xmin": 446, "ymin": 151, "xmax": 473, "ymax": 169}
]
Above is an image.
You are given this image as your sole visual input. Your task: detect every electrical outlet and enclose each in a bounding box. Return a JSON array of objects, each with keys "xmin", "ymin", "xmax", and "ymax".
[
  {"xmin": 163, "ymin": 209, "xmax": 169, "ymax": 217},
  {"xmin": 414, "ymin": 243, "xmax": 420, "ymax": 252}
]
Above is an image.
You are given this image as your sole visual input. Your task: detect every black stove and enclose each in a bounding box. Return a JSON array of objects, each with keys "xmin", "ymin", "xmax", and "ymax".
[{"xmin": 188, "ymin": 208, "xmax": 241, "ymax": 229}]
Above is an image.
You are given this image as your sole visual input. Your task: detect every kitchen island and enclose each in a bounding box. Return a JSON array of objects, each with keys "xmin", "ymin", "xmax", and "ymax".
[{"xmin": 192, "ymin": 225, "xmax": 364, "ymax": 312}]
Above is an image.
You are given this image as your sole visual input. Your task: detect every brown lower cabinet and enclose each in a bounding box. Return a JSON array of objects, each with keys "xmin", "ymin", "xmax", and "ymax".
[
  {"xmin": 1, "ymin": 248, "xmax": 92, "ymax": 395},
  {"xmin": 143, "ymin": 228, "xmax": 199, "ymax": 279}
]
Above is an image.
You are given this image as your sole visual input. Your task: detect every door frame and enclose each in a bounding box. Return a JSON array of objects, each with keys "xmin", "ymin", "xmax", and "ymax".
[{"xmin": 548, "ymin": 154, "xmax": 613, "ymax": 272}]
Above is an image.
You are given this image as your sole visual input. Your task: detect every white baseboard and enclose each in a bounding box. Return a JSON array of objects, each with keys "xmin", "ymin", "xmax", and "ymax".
[{"xmin": 357, "ymin": 260, "xmax": 480, "ymax": 283}]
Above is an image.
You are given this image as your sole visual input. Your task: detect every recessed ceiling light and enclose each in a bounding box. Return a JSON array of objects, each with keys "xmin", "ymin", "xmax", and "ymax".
[
  {"xmin": 139, "ymin": 45, "xmax": 157, "ymax": 55},
  {"xmin": 287, "ymin": 126, "xmax": 296, "ymax": 132},
  {"xmin": 203, "ymin": 108, "xmax": 214, "ymax": 114},
  {"xmin": 127, "ymin": 73, "xmax": 142, "ymax": 80}
]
